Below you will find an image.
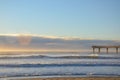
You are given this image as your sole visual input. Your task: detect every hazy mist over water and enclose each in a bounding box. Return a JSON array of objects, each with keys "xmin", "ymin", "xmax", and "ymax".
[{"xmin": 0, "ymin": 35, "xmax": 119, "ymax": 52}]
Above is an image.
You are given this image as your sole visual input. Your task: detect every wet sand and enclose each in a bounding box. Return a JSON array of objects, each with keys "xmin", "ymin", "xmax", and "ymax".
[{"xmin": 17, "ymin": 77, "xmax": 120, "ymax": 80}]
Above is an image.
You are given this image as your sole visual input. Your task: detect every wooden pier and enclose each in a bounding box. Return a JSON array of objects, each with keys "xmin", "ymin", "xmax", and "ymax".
[{"xmin": 92, "ymin": 46, "xmax": 120, "ymax": 53}]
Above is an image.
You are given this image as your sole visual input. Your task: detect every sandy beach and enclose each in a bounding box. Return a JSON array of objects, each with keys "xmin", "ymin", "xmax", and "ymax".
[{"xmin": 16, "ymin": 77, "xmax": 120, "ymax": 80}]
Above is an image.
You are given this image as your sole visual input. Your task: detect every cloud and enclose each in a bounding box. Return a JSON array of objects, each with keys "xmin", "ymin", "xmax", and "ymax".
[{"xmin": 0, "ymin": 34, "xmax": 119, "ymax": 52}]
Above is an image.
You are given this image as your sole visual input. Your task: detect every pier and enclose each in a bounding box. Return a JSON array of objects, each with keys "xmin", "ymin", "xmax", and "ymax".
[{"xmin": 92, "ymin": 46, "xmax": 120, "ymax": 53}]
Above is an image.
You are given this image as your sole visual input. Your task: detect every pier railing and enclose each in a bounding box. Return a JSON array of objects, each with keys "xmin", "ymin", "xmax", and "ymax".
[{"xmin": 92, "ymin": 46, "xmax": 120, "ymax": 53}]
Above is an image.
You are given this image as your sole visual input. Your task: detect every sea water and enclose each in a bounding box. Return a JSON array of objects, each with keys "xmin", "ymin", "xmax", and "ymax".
[{"xmin": 0, "ymin": 52, "xmax": 120, "ymax": 79}]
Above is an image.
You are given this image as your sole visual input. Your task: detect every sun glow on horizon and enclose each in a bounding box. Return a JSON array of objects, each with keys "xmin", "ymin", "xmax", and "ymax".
[
  {"xmin": 0, "ymin": 46, "xmax": 89, "ymax": 53},
  {"xmin": 0, "ymin": 48, "xmax": 88, "ymax": 53}
]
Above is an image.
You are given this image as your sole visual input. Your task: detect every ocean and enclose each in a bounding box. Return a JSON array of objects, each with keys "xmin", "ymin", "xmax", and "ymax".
[{"xmin": 0, "ymin": 52, "xmax": 120, "ymax": 79}]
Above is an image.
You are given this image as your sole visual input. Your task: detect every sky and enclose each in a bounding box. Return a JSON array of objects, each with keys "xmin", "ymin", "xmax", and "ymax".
[{"xmin": 0, "ymin": 0, "xmax": 120, "ymax": 51}]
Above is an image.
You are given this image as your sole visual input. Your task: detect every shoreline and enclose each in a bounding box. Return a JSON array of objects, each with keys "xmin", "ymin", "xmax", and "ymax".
[
  {"xmin": 13, "ymin": 77, "xmax": 120, "ymax": 80},
  {"xmin": 1, "ymin": 76, "xmax": 120, "ymax": 80}
]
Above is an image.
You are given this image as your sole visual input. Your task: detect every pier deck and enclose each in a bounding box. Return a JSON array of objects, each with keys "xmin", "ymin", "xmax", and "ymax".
[{"xmin": 92, "ymin": 46, "xmax": 120, "ymax": 53}]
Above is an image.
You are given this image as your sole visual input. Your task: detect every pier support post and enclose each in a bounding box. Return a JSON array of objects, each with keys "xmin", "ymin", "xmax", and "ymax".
[
  {"xmin": 106, "ymin": 48, "xmax": 108, "ymax": 53},
  {"xmin": 98, "ymin": 48, "xmax": 100, "ymax": 53},
  {"xmin": 93, "ymin": 48, "xmax": 95, "ymax": 53},
  {"xmin": 116, "ymin": 48, "xmax": 118, "ymax": 53}
]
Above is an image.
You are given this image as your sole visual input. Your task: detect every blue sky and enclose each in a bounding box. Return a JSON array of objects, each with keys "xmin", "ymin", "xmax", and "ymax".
[{"xmin": 0, "ymin": 0, "xmax": 120, "ymax": 40}]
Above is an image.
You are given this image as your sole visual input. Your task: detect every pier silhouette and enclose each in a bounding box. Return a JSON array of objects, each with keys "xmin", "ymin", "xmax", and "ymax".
[{"xmin": 92, "ymin": 46, "xmax": 120, "ymax": 53}]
